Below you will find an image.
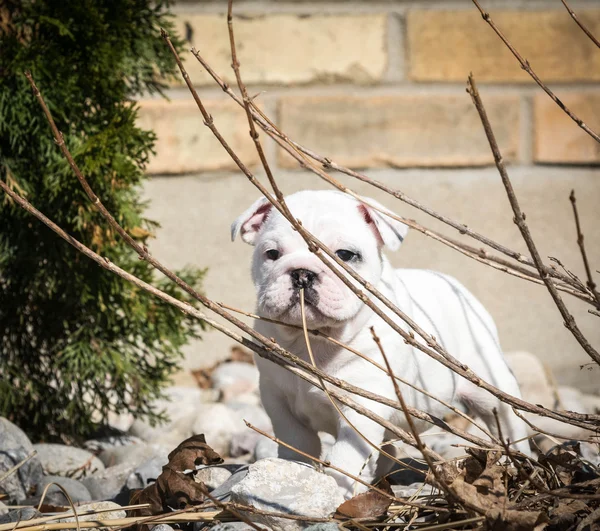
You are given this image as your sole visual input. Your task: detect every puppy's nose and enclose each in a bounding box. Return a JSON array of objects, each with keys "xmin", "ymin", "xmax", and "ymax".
[{"xmin": 290, "ymin": 269, "xmax": 317, "ymax": 289}]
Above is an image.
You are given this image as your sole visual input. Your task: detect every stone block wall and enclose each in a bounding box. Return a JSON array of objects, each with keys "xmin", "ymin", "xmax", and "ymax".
[{"xmin": 139, "ymin": 0, "xmax": 600, "ymax": 391}]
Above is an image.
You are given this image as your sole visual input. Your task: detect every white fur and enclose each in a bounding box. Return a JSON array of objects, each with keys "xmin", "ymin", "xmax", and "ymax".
[{"xmin": 232, "ymin": 190, "xmax": 530, "ymax": 498}]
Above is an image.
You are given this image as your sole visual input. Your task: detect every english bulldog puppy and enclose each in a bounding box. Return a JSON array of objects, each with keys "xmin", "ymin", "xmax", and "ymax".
[{"xmin": 231, "ymin": 190, "xmax": 530, "ymax": 497}]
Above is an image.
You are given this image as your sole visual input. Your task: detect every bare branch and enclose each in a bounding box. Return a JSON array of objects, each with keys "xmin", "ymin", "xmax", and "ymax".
[
  {"xmin": 190, "ymin": 47, "xmax": 594, "ymax": 304},
  {"xmin": 471, "ymin": 0, "xmax": 600, "ymax": 144},
  {"xmin": 561, "ymin": 0, "xmax": 600, "ymax": 49},
  {"xmin": 569, "ymin": 190, "xmax": 599, "ymax": 302},
  {"xmin": 466, "ymin": 73, "xmax": 600, "ymax": 368}
]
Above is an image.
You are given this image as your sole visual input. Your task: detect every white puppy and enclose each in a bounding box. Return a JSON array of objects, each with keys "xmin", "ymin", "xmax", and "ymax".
[{"xmin": 232, "ymin": 190, "xmax": 530, "ymax": 497}]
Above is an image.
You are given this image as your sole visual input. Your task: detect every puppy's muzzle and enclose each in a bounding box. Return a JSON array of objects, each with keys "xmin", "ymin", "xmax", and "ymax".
[{"xmin": 290, "ymin": 268, "xmax": 317, "ymax": 290}]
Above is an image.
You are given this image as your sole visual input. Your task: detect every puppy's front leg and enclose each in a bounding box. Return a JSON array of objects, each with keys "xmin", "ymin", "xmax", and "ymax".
[
  {"xmin": 259, "ymin": 382, "xmax": 321, "ymax": 463},
  {"xmin": 325, "ymin": 402, "xmax": 389, "ymax": 499}
]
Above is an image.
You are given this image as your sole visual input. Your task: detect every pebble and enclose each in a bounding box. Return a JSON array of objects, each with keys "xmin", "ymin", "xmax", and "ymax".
[
  {"xmin": 228, "ymin": 405, "xmax": 273, "ymax": 458},
  {"xmin": 304, "ymin": 525, "xmax": 340, "ymax": 531},
  {"xmin": 253, "ymin": 438, "xmax": 279, "ymax": 462},
  {"xmin": 33, "ymin": 443, "xmax": 104, "ymax": 479},
  {"xmin": 0, "ymin": 502, "xmax": 7, "ymax": 516},
  {"xmin": 208, "ymin": 523, "xmax": 268, "ymax": 531},
  {"xmin": 212, "ymin": 362, "xmax": 259, "ymax": 394},
  {"xmin": 192, "ymin": 403, "xmax": 246, "ymax": 456},
  {"xmin": 209, "ymin": 466, "xmax": 249, "ymax": 502},
  {"xmin": 34, "ymin": 475, "xmax": 92, "ymax": 505},
  {"xmin": 126, "ymin": 455, "xmax": 168, "ymax": 490},
  {"xmin": 81, "ymin": 462, "xmax": 135, "ymax": 501},
  {"xmin": 0, "ymin": 507, "xmax": 41, "ymax": 524},
  {"xmin": 231, "ymin": 458, "xmax": 344, "ymax": 531},
  {"xmin": 151, "ymin": 525, "xmax": 175, "ymax": 531},
  {"xmin": 84, "ymin": 434, "xmax": 144, "ymax": 454},
  {"xmin": 0, "ymin": 417, "xmax": 44, "ymax": 502},
  {"xmin": 128, "ymin": 387, "xmax": 218, "ymax": 443},
  {"xmin": 194, "ymin": 466, "xmax": 233, "ymax": 491},
  {"xmin": 99, "ymin": 441, "xmax": 168, "ymax": 469}
]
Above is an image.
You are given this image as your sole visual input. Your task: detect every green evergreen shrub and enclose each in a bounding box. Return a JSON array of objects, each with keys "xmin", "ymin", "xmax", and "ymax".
[{"xmin": 0, "ymin": 0, "xmax": 205, "ymax": 441}]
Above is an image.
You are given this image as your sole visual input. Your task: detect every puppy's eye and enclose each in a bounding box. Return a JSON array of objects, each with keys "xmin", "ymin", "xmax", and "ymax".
[
  {"xmin": 265, "ymin": 249, "xmax": 280, "ymax": 260},
  {"xmin": 335, "ymin": 249, "xmax": 358, "ymax": 262}
]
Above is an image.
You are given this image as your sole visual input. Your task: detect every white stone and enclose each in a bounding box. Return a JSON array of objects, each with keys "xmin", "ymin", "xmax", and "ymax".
[
  {"xmin": 33, "ymin": 444, "xmax": 104, "ymax": 479},
  {"xmin": 231, "ymin": 458, "xmax": 344, "ymax": 531},
  {"xmin": 253, "ymin": 438, "xmax": 279, "ymax": 462},
  {"xmin": 194, "ymin": 466, "xmax": 233, "ymax": 491},
  {"xmin": 192, "ymin": 403, "xmax": 246, "ymax": 456},
  {"xmin": 212, "ymin": 362, "xmax": 259, "ymax": 391}
]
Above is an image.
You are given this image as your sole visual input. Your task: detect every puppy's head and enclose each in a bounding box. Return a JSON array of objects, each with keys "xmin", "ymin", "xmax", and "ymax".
[{"xmin": 231, "ymin": 190, "xmax": 408, "ymax": 330}]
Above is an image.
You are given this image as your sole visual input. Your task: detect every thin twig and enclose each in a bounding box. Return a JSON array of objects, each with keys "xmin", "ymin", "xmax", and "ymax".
[
  {"xmin": 569, "ymin": 190, "xmax": 599, "ymax": 302},
  {"xmin": 560, "ymin": 0, "xmax": 600, "ymax": 49},
  {"xmin": 471, "ymin": 0, "xmax": 600, "ymax": 144},
  {"xmin": 370, "ymin": 328, "xmax": 456, "ymax": 504},
  {"xmin": 467, "ymin": 73, "xmax": 600, "ymax": 368},
  {"xmin": 0, "ymin": 452, "xmax": 37, "ymax": 485}
]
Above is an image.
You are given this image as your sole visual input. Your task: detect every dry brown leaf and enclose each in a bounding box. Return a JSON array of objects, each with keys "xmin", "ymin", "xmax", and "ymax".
[
  {"xmin": 334, "ymin": 479, "xmax": 392, "ymax": 520},
  {"xmin": 166, "ymin": 433, "xmax": 223, "ymax": 471},
  {"xmin": 128, "ymin": 434, "xmax": 223, "ymax": 527}
]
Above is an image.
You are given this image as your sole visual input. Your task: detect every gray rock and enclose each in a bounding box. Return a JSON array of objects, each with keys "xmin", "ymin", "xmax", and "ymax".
[
  {"xmin": 129, "ymin": 387, "xmax": 217, "ymax": 443},
  {"xmin": 0, "ymin": 507, "xmax": 41, "ymax": 524},
  {"xmin": 230, "ymin": 458, "xmax": 344, "ymax": 531},
  {"xmin": 253, "ymin": 438, "xmax": 279, "ymax": 462},
  {"xmin": 304, "ymin": 525, "xmax": 340, "ymax": 531},
  {"xmin": 33, "ymin": 444, "xmax": 104, "ymax": 479},
  {"xmin": 84, "ymin": 434, "xmax": 144, "ymax": 454},
  {"xmin": 581, "ymin": 393, "xmax": 600, "ymax": 415},
  {"xmin": 126, "ymin": 455, "xmax": 168, "ymax": 490},
  {"xmin": 212, "ymin": 362, "xmax": 259, "ymax": 402},
  {"xmin": 34, "ymin": 475, "xmax": 92, "ymax": 505},
  {"xmin": 99, "ymin": 441, "xmax": 168, "ymax": 468},
  {"xmin": 225, "ymin": 393, "xmax": 262, "ymax": 407},
  {"xmin": 151, "ymin": 525, "xmax": 174, "ymax": 531},
  {"xmin": 58, "ymin": 501, "xmax": 125, "ymax": 522},
  {"xmin": 209, "ymin": 466, "xmax": 249, "ymax": 502},
  {"xmin": 192, "ymin": 404, "xmax": 246, "ymax": 456},
  {"xmin": 0, "ymin": 501, "xmax": 7, "ymax": 516},
  {"xmin": 209, "ymin": 523, "xmax": 265, "ymax": 531},
  {"xmin": 82, "ymin": 462, "xmax": 134, "ymax": 500},
  {"xmin": 0, "ymin": 417, "xmax": 44, "ymax": 503},
  {"xmin": 194, "ymin": 466, "xmax": 234, "ymax": 491},
  {"xmin": 228, "ymin": 405, "xmax": 273, "ymax": 458}
]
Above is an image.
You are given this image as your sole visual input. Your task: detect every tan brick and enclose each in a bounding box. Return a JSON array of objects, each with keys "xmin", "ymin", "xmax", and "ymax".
[
  {"xmin": 534, "ymin": 94, "xmax": 600, "ymax": 164},
  {"xmin": 173, "ymin": 14, "xmax": 387, "ymax": 86},
  {"xmin": 278, "ymin": 95, "xmax": 519, "ymax": 168},
  {"xmin": 137, "ymin": 99, "xmax": 259, "ymax": 174},
  {"xmin": 408, "ymin": 10, "xmax": 600, "ymax": 82}
]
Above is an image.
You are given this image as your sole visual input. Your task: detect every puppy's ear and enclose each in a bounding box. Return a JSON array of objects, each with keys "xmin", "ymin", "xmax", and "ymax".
[
  {"xmin": 357, "ymin": 197, "xmax": 408, "ymax": 251},
  {"xmin": 231, "ymin": 196, "xmax": 273, "ymax": 245}
]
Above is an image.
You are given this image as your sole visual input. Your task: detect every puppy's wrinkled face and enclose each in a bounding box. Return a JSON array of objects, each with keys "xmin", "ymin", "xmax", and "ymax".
[{"xmin": 232, "ymin": 191, "xmax": 408, "ymax": 330}]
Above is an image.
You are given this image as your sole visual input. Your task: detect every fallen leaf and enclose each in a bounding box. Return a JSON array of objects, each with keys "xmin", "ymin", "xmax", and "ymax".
[
  {"xmin": 128, "ymin": 434, "xmax": 223, "ymax": 527},
  {"xmin": 334, "ymin": 479, "xmax": 393, "ymax": 520},
  {"xmin": 166, "ymin": 434, "xmax": 223, "ymax": 471}
]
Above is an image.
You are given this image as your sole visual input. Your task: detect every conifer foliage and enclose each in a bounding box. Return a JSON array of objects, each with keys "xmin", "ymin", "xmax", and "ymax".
[{"xmin": 0, "ymin": 1, "xmax": 205, "ymax": 441}]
